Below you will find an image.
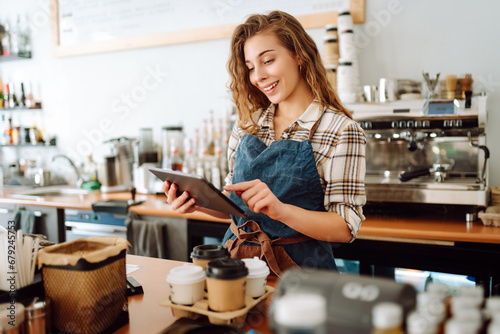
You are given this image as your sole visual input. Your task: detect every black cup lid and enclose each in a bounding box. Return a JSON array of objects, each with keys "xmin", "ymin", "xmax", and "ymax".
[
  {"xmin": 190, "ymin": 244, "xmax": 229, "ymax": 260},
  {"xmin": 206, "ymin": 258, "xmax": 248, "ymax": 280}
]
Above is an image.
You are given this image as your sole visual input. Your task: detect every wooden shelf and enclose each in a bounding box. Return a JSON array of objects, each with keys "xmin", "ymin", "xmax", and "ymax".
[
  {"xmin": 0, "ymin": 52, "xmax": 32, "ymax": 62},
  {"xmin": 0, "ymin": 107, "xmax": 42, "ymax": 112},
  {"xmin": 0, "ymin": 143, "xmax": 55, "ymax": 148}
]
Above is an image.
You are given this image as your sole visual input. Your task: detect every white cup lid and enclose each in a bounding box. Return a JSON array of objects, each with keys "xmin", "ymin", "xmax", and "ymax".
[
  {"xmin": 274, "ymin": 293, "xmax": 326, "ymax": 326},
  {"xmin": 241, "ymin": 257, "xmax": 270, "ymax": 278},
  {"xmin": 166, "ymin": 264, "xmax": 205, "ymax": 285},
  {"xmin": 372, "ymin": 302, "xmax": 403, "ymax": 329}
]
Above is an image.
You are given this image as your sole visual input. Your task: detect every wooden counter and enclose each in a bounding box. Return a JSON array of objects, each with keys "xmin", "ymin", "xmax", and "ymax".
[
  {"xmin": 358, "ymin": 215, "xmax": 500, "ymax": 244},
  {"xmin": 2, "ymin": 187, "xmax": 500, "ymax": 294},
  {"xmin": 1, "ymin": 188, "xmax": 499, "ymax": 244},
  {"xmin": 0, "ymin": 188, "xmax": 231, "ymax": 223}
]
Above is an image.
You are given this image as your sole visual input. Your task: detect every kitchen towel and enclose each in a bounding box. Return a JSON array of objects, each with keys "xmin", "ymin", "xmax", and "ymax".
[
  {"xmin": 14, "ymin": 209, "xmax": 35, "ymax": 234},
  {"xmin": 126, "ymin": 211, "xmax": 169, "ymax": 259}
]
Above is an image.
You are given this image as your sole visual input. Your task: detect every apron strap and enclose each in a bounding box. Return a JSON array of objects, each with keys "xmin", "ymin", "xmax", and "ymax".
[
  {"xmin": 308, "ymin": 106, "xmax": 326, "ymax": 140},
  {"xmin": 228, "ymin": 221, "xmax": 310, "ymax": 276}
]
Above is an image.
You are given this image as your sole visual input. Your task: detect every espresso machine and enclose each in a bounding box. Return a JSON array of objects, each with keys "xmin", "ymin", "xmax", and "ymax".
[
  {"xmin": 351, "ymin": 96, "xmax": 489, "ymax": 219},
  {"xmin": 96, "ymin": 137, "xmax": 135, "ymax": 193}
]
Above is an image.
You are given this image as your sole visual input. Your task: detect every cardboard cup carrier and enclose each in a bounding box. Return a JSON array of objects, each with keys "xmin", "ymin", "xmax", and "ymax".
[
  {"xmin": 37, "ymin": 237, "xmax": 130, "ymax": 334},
  {"xmin": 206, "ymin": 258, "xmax": 248, "ymax": 312}
]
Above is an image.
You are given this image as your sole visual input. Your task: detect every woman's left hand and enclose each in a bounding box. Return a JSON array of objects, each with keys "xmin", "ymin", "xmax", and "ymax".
[{"xmin": 224, "ymin": 179, "xmax": 286, "ymax": 220}]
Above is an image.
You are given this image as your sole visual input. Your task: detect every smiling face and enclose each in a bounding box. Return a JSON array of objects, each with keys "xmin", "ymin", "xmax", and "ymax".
[{"xmin": 244, "ymin": 32, "xmax": 309, "ymax": 107}]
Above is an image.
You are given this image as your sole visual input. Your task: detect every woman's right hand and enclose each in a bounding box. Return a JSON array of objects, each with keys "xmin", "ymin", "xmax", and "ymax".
[{"xmin": 162, "ymin": 181, "xmax": 197, "ymax": 214}]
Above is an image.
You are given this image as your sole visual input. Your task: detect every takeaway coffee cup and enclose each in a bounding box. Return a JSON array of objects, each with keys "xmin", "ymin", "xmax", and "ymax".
[
  {"xmin": 206, "ymin": 258, "xmax": 248, "ymax": 312},
  {"xmin": 241, "ymin": 257, "xmax": 270, "ymax": 298},
  {"xmin": 166, "ymin": 264, "xmax": 205, "ymax": 305},
  {"xmin": 190, "ymin": 244, "xmax": 230, "ymax": 270}
]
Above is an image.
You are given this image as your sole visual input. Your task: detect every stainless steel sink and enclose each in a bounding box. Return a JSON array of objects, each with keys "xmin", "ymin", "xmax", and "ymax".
[{"xmin": 10, "ymin": 186, "xmax": 94, "ymax": 199}]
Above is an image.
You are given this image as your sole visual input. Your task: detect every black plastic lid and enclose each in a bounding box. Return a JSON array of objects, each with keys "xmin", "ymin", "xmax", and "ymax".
[
  {"xmin": 190, "ymin": 244, "xmax": 230, "ymax": 260},
  {"xmin": 205, "ymin": 258, "xmax": 248, "ymax": 280},
  {"xmin": 338, "ymin": 11, "xmax": 351, "ymax": 16}
]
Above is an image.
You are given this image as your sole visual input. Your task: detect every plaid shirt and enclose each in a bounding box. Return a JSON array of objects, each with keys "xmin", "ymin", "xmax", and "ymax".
[{"xmin": 225, "ymin": 100, "xmax": 366, "ymax": 239}]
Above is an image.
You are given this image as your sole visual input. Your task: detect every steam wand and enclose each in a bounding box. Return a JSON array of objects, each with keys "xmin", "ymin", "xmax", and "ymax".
[{"xmin": 468, "ymin": 131, "xmax": 490, "ymax": 184}]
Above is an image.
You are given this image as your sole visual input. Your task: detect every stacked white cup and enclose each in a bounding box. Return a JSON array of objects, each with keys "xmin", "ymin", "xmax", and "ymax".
[
  {"xmin": 336, "ymin": 11, "xmax": 362, "ymax": 104},
  {"xmin": 241, "ymin": 257, "xmax": 270, "ymax": 298},
  {"xmin": 166, "ymin": 263, "xmax": 206, "ymax": 305}
]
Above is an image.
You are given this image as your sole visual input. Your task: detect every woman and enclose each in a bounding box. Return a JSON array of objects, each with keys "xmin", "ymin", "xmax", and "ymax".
[{"xmin": 163, "ymin": 11, "xmax": 366, "ymax": 276}]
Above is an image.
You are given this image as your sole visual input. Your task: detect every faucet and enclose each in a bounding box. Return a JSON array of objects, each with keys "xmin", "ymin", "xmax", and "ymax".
[{"xmin": 52, "ymin": 154, "xmax": 83, "ymax": 187}]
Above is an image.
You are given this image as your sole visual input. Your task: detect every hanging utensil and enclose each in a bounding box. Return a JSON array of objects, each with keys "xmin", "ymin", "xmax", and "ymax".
[
  {"xmin": 399, "ymin": 162, "xmax": 454, "ymax": 183},
  {"xmin": 468, "ymin": 131, "xmax": 490, "ymax": 184}
]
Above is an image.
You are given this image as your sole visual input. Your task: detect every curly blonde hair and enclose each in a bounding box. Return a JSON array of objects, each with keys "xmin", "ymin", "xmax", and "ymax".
[{"xmin": 227, "ymin": 10, "xmax": 352, "ymax": 133}]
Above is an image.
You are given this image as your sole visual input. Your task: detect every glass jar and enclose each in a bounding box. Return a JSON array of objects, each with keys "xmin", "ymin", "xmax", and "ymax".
[{"xmin": 161, "ymin": 126, "xmax": 184, "ymax": 169}]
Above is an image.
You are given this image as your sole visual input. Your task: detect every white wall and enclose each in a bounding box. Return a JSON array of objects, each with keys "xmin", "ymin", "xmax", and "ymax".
[{"xmin": 1, "ymin": 0, "xmax": 499, "ymax": 187}]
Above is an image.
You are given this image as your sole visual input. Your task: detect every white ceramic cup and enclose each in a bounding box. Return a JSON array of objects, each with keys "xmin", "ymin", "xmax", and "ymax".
[
  {"xmin": 166, "ymin": 264, "xmax": 205, "ymax": 305},
  {"xmin": 241, "ymin": 257, "xmax": 270, "ymax": 298}
]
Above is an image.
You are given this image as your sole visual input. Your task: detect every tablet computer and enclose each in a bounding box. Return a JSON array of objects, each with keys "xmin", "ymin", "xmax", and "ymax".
[{"xmin": 149, "ymin": 167, "xmax": 248, "ymax": 218}]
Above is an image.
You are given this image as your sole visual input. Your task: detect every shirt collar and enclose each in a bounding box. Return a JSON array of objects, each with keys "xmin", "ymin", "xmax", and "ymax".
[{"xmin": 258, "ymin": 100, "xmax": 324, "ymax": 130}]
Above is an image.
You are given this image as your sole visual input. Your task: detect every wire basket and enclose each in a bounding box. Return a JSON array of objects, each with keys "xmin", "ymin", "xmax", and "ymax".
[{"xmin": 37, "ymin": 237, "xmax": 129, "ymax": 334}]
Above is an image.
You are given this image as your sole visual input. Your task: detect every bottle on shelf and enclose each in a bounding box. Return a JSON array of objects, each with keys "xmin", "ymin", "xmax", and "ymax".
[
  {"xmin": 29, "ymin": 122, "xmax": 40, "ymax": 144},
  {"xmin": 1, "ymin": 17, "xmax": 11, "ymax": 56},
  {"xmin": 10, "ymin": 15, "xmax": 20, "ymax": 56},
  {"xmin": 0, "ymin": 77, "xmax": 4, "ymax": 108},
  {"xmin": 195, "ymin": 160, "xmax": 205, "ymax": 179},
  {"xmin": 182, "ymin": 138, "xmax": 196, "ymax": 174},
  {"xmin": 7, "ymin": 82, "xmax": 17, "ymax": 108},
  {"xmin": 170, "ymin": 139, "xmax": 183, "ymax": 171},
  {"xmin": 0, "ymin": 114, "xmax": 9, "ymax": 145},
  {"xmin": 19, "ymin": 82, "xmax": 26, "ymax": 107},
  {"xmin": 25, "ymin": 81, "xmax": 35, "ymax": 109},
  {"xmin": 18, "ymin": 14, "xmax": 31, "ymax": 58},
  {"xmin": 7, "ymin": 117, "xmax": 13, "ymax": 145}
]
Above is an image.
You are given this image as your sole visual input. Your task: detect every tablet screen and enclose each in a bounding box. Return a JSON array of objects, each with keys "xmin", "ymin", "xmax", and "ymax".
[{"xmin": 149, "ymin": 167, "xmax": 248, "ymax": 218}]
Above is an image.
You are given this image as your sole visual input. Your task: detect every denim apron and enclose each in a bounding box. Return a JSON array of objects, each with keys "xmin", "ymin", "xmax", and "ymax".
[{"xmin": 222, "ymin": 119, "xmax": 338, "ymax": 276}]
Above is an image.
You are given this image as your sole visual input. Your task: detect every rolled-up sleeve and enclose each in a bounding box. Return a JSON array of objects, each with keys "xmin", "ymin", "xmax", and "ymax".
[
  {"xmin": 224, "ymin": 125, "xmax": 243, "ymax": 186},
  {"xmin": 323, "ymin": 121, "xmax": 366, "ymax": 240}
]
